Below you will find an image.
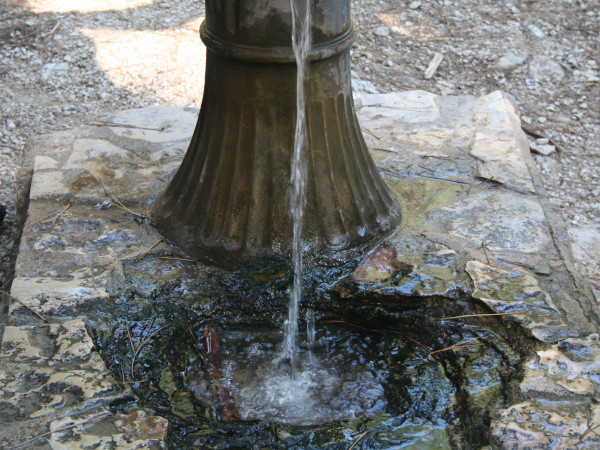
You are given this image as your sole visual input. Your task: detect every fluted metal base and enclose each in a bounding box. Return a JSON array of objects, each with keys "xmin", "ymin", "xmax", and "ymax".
[{"xmin": 153, "ymin": 50, "xmax": 400, "ymax": 266}]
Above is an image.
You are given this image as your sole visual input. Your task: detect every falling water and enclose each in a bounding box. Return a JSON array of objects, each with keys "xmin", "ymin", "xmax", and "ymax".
[{"xmin": 286, "ymin": 0, "xmax": 312, "ymax": 374}]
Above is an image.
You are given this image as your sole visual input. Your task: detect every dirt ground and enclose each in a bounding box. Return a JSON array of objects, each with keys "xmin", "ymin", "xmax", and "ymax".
[{"xmin": 0, "ymin": 0, "xmax": 598, "ymax": 294}]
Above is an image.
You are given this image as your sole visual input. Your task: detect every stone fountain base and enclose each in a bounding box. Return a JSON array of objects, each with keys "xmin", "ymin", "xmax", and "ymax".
[{"xmin": 1, "ymin": 91, "xmax": 599, "ymax": 448}]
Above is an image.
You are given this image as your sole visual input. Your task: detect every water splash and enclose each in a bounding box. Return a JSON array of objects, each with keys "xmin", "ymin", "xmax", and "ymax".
[
  {"xmin": 286, "ymin": 0, "xmax": 312, "ymax": 374},
  {"xmin": 208, "ymin": 326, "xmax": 388, "ymax": 425}
]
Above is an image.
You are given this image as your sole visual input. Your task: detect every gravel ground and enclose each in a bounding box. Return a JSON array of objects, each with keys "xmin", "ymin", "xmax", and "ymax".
[{"xmin": 0, "ymin": 0, "xmax": 598, "ymax": 293}]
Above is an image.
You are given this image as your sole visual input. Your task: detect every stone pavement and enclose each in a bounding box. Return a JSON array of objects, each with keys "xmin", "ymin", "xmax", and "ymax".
[{"xmin": 1, "ymin": 91, "xmax": 599, "ymax": 448}]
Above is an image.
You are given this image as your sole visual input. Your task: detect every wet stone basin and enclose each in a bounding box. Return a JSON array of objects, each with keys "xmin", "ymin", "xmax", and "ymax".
[
  {"xmin": 87, "ymin": 258, "xmax": 532, "ymax": 449},
  {"xmin": 4, "ymin": 93, "xmax": 600, "ymax": 449}
]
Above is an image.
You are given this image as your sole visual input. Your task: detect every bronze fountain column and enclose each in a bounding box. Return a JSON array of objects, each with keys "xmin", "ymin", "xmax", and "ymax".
[{"xmin": 153, "ymin": 0, "xmax": 401, "ymax": 266}]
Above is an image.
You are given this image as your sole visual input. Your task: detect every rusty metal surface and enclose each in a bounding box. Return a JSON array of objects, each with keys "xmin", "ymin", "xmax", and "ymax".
[{"xmin": 153, "ymin": 0, "xmax": 401, "ymax": 266}]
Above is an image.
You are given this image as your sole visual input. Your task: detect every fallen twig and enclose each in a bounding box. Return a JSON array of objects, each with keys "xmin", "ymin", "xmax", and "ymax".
[
  {"xmin": 93, "ymin": 176, "xmax": 146, "ymax": 219},
  {"xmin": 120, "ymin": 357, "xmax": 126, "ymax": 383},
  {"xmin": 31, "ymin": 203, "xmax": 71, "ymax": 226},
  {"xmin": 188, "ymin": 325, "xmax": 199, "ymax": 344},
  {"xmin": 440, "ymin": 312, "xmax": 525, "ymax": 321},
  {"xmin": 430, "ymin": 338, "xmax": 483, "ymax": 355},
  {"xmin": 348, "ymin": 431, "xmax": 368, "ymax": 450},
  {"xmin": 0, "ymin": 289, "xmax": 49, "ymax": 323},
  {"xmin": 133, "ymin": 240, "xmax": 162, "ymax": 262},
  {"xmin": 155, "ymin": 256, "xmax": 195, "ymax": 263},
  {"xmin": 40, "ymin": 21, "xmax": 59, "ymax": 39},
  {"xmin": 357, "ymin": 104, "xmax": 434, "ymax": 112},
  {"xmin": 496, "ymin": 258, "xmax": 536, "ymax": 271},
  {"xmin": 416, "ymin": 188, "xmax": 440, "ymax": 215},
  {"xmin": 580, "ymin": 421, "xmax": 600, "ymax": 442},
  {"xmin": 398, "ymin": 333, "xmax": 435, "ymax": 357},
  {"xmin": 368, "ymin": 146, "xmax": 396, "ymax": 153},
  {"xmin": 442, "ymin": 7, "xmax": 454, "ymax": 37},
  {"xmin": 362, "ymin": 127, "xmax": 380, "ymax": 140},
  {"xmin": 481, "ymin": 242, "xmax": 492, "ymax": 266},
  {"xmin": 126, "ymin": 321, "xmax": 171, "ymax": 382},
  {"xmin": 86, "ymin": 120, "xmax": 164, "ymax": 131},
  {"xmin": 10, "ymin": 411, "xmax": 112, "ymax": 449}
]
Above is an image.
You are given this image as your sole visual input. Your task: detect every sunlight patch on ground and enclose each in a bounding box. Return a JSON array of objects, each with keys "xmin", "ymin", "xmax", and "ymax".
[
  {"xmin": 80, "ymin": 18, "xmax": 206, "ymax": 108},
  {"xmin": 20, "ymin": 0, "xmax": 154, "ymax": 14},
  {"xmin": 378, "ymin": 13, "xmax": 444, "ymax": 41}
]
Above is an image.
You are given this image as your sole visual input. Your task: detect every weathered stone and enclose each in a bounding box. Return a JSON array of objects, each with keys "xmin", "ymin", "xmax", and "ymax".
[
  {"xmin": 530, "ymin": 140, "xmax": 556, "ymax": 156},
  {"xmin": 568, "ymin": 224, "xmax": 600, "ymax": 298},
  {"xmin": 466, "ymin": 260, "xmax": 575, "ymax": 342},
  {"xmin": 490, "ymin": 401, "xmax": 600, "ymax": 448},
  {"xmin": 374, "ymin": 25, "xmax": 390, "ymax": 37},
  {"xmin": 1, "ymin": 320, "xmax": 98, "ymax": 364},
  {"xmin": 106, "ymin": 106, "xmax": 197, "ymax": 147},
  {"xmin": 496, "ymin": 52, "xmax": 528, "ymax": 71},
  {"xmin": 471, "ymin": 131, "xmax": 534, "ymax": 192},
  {"xmin": 519, "ymin": 335, "xmax": 600, "ymax": 403},
  {"xmin": 427, "ymin": 190, "xmax": 552, "ymax": 254},
  {"xmin": 470, "ymin": 92, "xmax": 535, "ymax": 192},
  {"xmin": 0, "ymin": 320, "xmax": 146, "ymax": 449},
  {"xmin": 9, "ymin": 276, "xmax": 109, "ymax": 317},
  {"xmin": 39, "ymin": 62, "xmax": 70, "ymax": 80},
  {"xmin": 352, "ymin": 245, "xmax": 406, "ymax": 282},
  {"xmin": 64, "ymin": 138, "xmax": 132, "ymax": 170},
  {"xmin": 47, "ymin": 409, "xmax": 168, "ymax": 449},
  {"xmin": 33, "ymin": 155, "xmax": 59, "ymax": 171},
  {"xmin": 29, "ymin": 170, "xmax": 69, "ymax": 198},
  {"xmin": 529, "ymin": 55, "xmax": 565, "ymax": 80}
]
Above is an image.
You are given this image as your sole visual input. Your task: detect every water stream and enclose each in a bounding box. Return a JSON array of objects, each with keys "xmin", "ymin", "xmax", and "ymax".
[{"xmin": 286, "ymin": 0, "xmax": 312, "ymax": 375}]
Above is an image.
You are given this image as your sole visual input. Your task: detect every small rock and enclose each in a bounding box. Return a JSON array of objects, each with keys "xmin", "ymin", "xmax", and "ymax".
[
  {"xmin": 496, "ymin": 52, "xmax": 528, "ymax": 70},
  {"xmin": 530, "ymin": 141, "xmax": 556, "ymax": 156},
  {"xmin": 352, "ymin": 71, "xmax": 379, "ymax": 95},
  {"xmin": 529, "ymin": 55, "xmax": 565, "ymax": 80},
  {"xmin": 374, "ymin": 26, "xmax": 390, "ymax": 37},
  {"xmin": 39, "ymin": 62, "xmax": 70, "ymax": 80},
  {"xmin": 526, "ymin": 23, "xmax": 545, "ymax": 38},
  {"xmin": 409, "ymin": 1, "xmax": 422, "ymax": 9},
  {"xmin": 424, "ymin": 52, "xmax": 444, "ymax": 79},
  {"xmin": 582, "ymin": 70, "xmax": 600, "ymax": 82},
  {"xmin": 352, "ymin": 245, "xmax": 407, "ymax": 282},
  {"xmin": 6, "ymin": 119, "xmax": 16, "ymax": 129}
]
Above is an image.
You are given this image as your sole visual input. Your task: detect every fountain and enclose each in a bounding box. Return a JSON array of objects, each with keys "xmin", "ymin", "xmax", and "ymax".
[
  {"xmin": 152, "ymin": 0, "xmax": 402, "ymax": 381},
  {"xmin": 152, "ymin": 0, "xmax": 400, "ymax": 266},
  {"xmin": 3, "ymin": 0, "xmax": 600, "ymax": 448}
]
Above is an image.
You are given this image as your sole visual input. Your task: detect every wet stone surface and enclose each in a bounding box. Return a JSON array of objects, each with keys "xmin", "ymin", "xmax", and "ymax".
[{"xmin": 1, "ymin": 93, "xmax": 599, "ymax": 448}]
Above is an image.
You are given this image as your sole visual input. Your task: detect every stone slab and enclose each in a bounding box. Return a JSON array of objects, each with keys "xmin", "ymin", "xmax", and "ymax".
[
  {"xmin": 0, "ymin": 319, "xmax": 167, "ymax": 448},
  {"xmin": 1, "ymin": 93, "xmax": 598, "ymax": 448}
]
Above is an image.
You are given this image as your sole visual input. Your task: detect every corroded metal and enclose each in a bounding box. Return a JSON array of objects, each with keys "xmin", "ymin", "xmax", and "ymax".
[{"xmin": 153, "ymin": 0, "xmax": 401, "ymax": 266}]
